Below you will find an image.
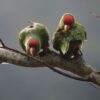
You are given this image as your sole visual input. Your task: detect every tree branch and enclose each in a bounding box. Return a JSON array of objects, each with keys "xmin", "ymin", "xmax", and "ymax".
[{"xmin": 0, "ymin": 39, "xmax": 100, "ymax": 88}]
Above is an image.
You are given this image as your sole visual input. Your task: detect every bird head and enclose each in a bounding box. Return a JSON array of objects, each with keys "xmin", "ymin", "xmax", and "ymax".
[
  {"xmin": 27, "ymin": 38, "xmax": 39, "ymax": 57},
  {"xmin": 60, "ymin": 13, "xmax": 75, "ymax": 32}
]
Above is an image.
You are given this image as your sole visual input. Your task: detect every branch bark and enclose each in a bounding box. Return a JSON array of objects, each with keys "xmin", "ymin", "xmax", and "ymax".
[{"xmin": 0, "ymin": 39, "xmax": 100, "ymax": 88}]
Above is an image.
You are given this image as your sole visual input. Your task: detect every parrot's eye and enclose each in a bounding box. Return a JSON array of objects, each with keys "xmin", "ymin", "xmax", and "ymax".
[
  {"xmin": 28, "ymin": 39, "xmax": 38, "ymax": 47},
  {"xmin": 63, "ymin": 15, "xmax": 74, "ymax": 25}
]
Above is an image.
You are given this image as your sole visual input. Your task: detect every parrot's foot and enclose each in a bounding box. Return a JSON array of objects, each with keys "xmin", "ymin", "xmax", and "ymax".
[
  {"xmin": 39, "ymin": 48, "xmax": 51, "ymax": 56},
  {"xmin": 63, "ymin": 50, "xmax": 83, "ymax": 60},
  {"xmin": 61, "ymin": 53, "xmax": 74, "ymax": 60},
  {"xmin": 74, "ymin": 50, "xmax": 83, "ymax": 58},
  {"xmin": 73, "ymin": 50, "xmax": 83, "ymax": 59},
  {"xmin": 65, "ymin": 54, "xmax": 75, "ymax": 60}
]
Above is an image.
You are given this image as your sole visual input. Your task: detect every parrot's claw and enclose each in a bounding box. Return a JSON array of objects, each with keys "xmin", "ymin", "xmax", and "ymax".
[
  {"xmin": 63, "ymin": 49, "xmax": 83, "ymax": 60},
  {"xmin": 39, "ymin": 48, "xmax": 51, "ymax": 56},
  {"xmin": 73, "ymin": 50, "xmax": 83, "ymax": 59}
]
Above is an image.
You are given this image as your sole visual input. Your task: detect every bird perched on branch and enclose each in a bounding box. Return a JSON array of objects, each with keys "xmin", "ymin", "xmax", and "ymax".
[
  {"xmin": 18, "ymin": 22, "xmax": 49, "ymax": 57},
  {"xmin": 52, "ymin": 13, "xmax": 87, "ymax": 59}
]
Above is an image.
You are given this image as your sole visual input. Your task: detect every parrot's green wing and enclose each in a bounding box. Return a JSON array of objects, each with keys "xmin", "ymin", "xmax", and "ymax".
[
  {"xmin": 52, "ymin": 30, "xmax": 69, "ymax": 55},
  {"xmin": 36, "ymin": 26, "xmax": 49, "ymax": 48},
  {"xmin": 73, "ymin": 22, "xmax": 87, "ymax": 41},
  {"xmin": 18, "ymin": 31, "xmax": 26, "ymax": 51},
  {"xmin": 60, "ymin": 38, "xmax": 69, "ymax": 55}
]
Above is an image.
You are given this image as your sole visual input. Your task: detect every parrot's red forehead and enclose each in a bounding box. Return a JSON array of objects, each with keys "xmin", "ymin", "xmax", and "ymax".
[
  {"xmin": 28, "ymin": 39, "xmax": 38, "ymax": 47},
  {"xmin": 63, "ymin": 15, "xmax": 74, "ymax": 25}
]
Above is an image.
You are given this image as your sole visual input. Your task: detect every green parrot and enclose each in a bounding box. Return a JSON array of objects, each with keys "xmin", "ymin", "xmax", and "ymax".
[
  {"xmin": 18, "ymin": 22, "xmax": 49, "ymax": 57},
  {"xmin": 52, "ymin": 13, "xmax": 87, "ymax": 59}
]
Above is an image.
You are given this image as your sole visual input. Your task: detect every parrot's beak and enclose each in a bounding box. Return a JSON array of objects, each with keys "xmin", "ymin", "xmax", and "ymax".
[
  {"xmin": 29, "ymin": 47, "xmax": 36, "ymax": 57},
  {"xmin": 64, "ymin": 25, "xmax": 70, "ymax": 31}
]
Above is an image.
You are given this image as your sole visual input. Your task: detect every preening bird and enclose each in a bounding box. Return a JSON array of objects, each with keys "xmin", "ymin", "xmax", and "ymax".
[
  {"xmin": 52, "ymin": 13, "xmax": 87, "ymax": 59},
  {"xmin": 19, "ymin": 22, "xmax": 49, "ymax": 57}
]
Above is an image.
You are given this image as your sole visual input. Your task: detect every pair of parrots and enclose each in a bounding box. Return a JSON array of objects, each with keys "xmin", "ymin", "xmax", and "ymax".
[{"xmin": 18, "ymin": 13, "xmax": 87, "ymax": 59}]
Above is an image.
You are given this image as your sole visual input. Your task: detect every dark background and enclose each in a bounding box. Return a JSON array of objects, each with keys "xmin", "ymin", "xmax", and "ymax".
[{"xmin": 0, "ymin": 0, "xmax": 100, "ymax": 100}]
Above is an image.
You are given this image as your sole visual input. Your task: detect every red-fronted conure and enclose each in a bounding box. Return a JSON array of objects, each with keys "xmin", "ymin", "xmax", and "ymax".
[
  {"xmin": 52, "ymin": 13, "xmax": 87, "ymax": 59},
  {"xmin": 19, "ymin": 22, "xmax": 49, "ymax": 57}
]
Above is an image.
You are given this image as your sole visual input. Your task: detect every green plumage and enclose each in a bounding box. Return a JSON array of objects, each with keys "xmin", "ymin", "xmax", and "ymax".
[
  {"xmin": 52, "ymin": 13, "xmax": 87, "ymax": 56},
  {"xmin": 19, "ymin": 22, "xmax": 49, "ymax": 53}
]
